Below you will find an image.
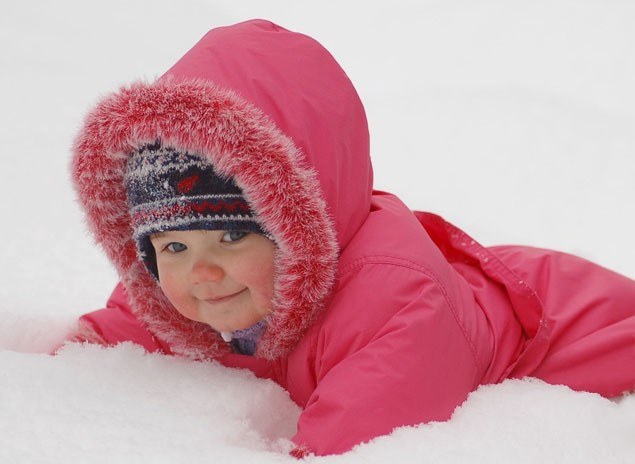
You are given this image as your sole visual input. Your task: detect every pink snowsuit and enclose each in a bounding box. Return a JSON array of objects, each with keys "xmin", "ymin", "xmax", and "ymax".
[{"xmin": 70, "ymin": 19, "xmax": 635, "ymax": 457}]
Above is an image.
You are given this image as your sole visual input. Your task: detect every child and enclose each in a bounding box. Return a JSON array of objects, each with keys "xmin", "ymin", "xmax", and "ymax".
[{"xmin": 66, "ymin": 19, "xmax": 635, "ymax": 457}]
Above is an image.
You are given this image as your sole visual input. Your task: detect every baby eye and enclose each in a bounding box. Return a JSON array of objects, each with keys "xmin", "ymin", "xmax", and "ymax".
[
  {"xmin": 221, "ymin": 231, "xmax": 248, "ymax": 243},
  {"xmin": 165, "ymin": 242, "xmax": 187, "ymax": 253}
]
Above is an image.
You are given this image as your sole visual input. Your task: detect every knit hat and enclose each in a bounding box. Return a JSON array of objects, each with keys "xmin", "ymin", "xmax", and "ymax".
[{"xmin": 124, "ymin": 142, "xmax": 267, "ymax": 278}]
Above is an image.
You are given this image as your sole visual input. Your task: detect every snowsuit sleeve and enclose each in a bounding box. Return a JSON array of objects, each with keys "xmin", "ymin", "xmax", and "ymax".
[
  {"xmin": 290, "ymin": 261, "xmax": 492, "ymax": 456},
  {"xmin": 65, "ymin": 283, "xmax": 170, "ymax": 354}
]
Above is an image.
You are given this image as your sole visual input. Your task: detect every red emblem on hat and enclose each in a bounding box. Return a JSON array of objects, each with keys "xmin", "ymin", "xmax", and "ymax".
[{"xmin": 177, "ymin": 174, "xmax": 199, "ymax": 193}]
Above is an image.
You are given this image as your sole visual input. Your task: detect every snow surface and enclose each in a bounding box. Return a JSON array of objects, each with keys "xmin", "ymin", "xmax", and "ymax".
[{"xmin": 1, "ymin": 0, "xmax": 634, "ymax": 462}]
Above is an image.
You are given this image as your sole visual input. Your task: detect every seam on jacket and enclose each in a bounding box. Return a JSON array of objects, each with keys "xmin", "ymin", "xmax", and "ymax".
[{"xmin": 338, "ymin": 255, "xmax": 483, "ymax": 385}]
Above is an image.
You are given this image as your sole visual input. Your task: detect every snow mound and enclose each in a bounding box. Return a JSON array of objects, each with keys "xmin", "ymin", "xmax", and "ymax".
[
  {"xmin": 1, "ymin": 343, "xmax": 633, "ymax": 463},
  {"xmin": 342, "ymin": 379, "xmax": 635, "ymax": 464},
  {"xmin": 0, "ymin": 343, "xmax": 300, "ymax": 463}
]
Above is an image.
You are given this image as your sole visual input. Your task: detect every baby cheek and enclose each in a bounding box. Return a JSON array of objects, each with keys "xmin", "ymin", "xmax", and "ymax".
[
  {"xmin": 247, "ymin": 264, "xmax": 275, "ymax": 312},
  {"xmin": 159, "ymin": 272, "xmax": 198, "ymax": 321}
]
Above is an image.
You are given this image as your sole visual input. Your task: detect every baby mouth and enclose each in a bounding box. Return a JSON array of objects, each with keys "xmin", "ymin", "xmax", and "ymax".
[{"xmin": 203, "ymin": 288, "xmax": 246, "ymax": 304}]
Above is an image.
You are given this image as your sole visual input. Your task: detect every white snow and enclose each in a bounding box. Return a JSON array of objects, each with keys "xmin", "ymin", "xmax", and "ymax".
[
  {"xmin": 1, "ymin": 1, "xmax": 634, "ymax": 462},
  {"xmin": 2, "ymin": 344, "xmax": 634, "ymax": 463}
]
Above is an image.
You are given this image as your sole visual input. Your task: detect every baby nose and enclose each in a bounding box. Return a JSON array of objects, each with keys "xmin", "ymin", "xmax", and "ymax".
[{"xmin": 190, "ymin": 258, "xmax": 225, "ymax": 284}]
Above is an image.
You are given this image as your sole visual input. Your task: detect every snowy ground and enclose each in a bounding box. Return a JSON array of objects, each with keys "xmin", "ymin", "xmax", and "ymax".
[{"xmin": 1, "ymin": 1, "xmax": 634, "ymax": 462}]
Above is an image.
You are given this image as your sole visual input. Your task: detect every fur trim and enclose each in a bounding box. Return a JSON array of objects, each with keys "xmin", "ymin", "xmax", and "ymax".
[{"xmin": 71, "ymin": 78, "xmax": 339, "ymax": 360}]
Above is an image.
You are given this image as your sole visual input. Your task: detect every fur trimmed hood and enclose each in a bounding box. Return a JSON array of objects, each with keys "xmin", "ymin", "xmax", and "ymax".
[{"xmin": 71, "ymin": 19, "xmax": 373, "ymax": 360}]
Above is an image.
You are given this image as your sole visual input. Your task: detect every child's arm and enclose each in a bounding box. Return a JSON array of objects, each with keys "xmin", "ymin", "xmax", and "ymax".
[
  {"xmin": 55, "ymin": 283, "xmax": 170, "ymax": 354},
  {"xmin": 289, "ymin": 264, "xmax": 489, "ymax": 456}
]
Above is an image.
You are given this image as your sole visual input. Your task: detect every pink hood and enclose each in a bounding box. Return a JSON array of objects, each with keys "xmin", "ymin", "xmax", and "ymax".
[{"xmin": 71, "ymin": 19, "xmax": 372, "ymax": 360}]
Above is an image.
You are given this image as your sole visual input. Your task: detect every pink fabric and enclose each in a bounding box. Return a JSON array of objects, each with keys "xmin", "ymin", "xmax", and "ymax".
[
  {"xmin": 79, "ymin": 283, "xmax": 170, "ymax": 354},
  {"xmin": 70, "ymin": 20, "xmax": 635, "ymax": 456},
  {"xmin": 489, "ymin": 245, "xmax": 635, "ymax": 397}
]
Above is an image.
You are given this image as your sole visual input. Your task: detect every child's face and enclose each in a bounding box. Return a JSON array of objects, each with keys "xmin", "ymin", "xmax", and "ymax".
[{"xmin": 150, "ymin": 229, "xmax": 276, "ymax": 332}]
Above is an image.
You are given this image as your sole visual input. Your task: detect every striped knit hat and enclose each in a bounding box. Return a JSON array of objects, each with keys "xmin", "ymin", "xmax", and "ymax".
[{"xmin": 124, "ymin": 142, "xmax": 266, "ymax": 278}]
